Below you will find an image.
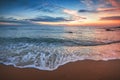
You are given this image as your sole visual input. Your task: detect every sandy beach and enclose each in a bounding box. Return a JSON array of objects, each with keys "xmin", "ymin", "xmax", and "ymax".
[{"xmin": 0, "ymin": 60, "xmax": 120, "ymax": 80}]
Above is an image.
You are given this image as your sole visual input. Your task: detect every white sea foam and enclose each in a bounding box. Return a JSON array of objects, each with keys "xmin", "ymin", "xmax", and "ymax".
[{"xmin": 0, "ymin": 42, "xmax": 120, "ymax": 71}]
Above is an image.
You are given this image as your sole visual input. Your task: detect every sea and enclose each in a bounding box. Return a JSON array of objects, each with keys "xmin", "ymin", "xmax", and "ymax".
[{"xmin": 0, "ymin": 25, "xmax": 120, "ymax": 70}]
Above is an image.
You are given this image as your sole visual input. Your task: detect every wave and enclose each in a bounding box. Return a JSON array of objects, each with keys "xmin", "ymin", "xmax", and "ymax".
[
  {"xmin": 0, "ymin": 37, "xmax": 120, "ymax": 71},
  {"xmin": 0, "ymin": 37, "xmax": 120, "ymax": 46}
]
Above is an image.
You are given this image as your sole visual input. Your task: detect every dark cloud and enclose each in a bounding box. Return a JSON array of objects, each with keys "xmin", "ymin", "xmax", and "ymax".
[
  {"xmin": 0, "ymin": 17, "xmax": 33, "ymax": 25},
  {"xmin": 28, "ymin": 16, "xmax": 70, "ymax": 22},
  {"xmin": 100, "ymin": 16, "xmax": 120, "ymax": 20},
  {"xmin": 78, "ymin": 7, "xmax": 120, "ymax": 13},
  {"xmin": 78, "ymin": 9, "xmax": 95, "ymax": 13},
  {"xmin": 0, "ymin": 16, "xmax": 70, "ymax": 25},
  {"xmin": 0, "ymin": 17, "xmax": 17, "ymax": 23}
]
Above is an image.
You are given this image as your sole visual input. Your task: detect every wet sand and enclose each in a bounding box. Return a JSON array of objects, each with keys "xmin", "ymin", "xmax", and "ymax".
[{"xmin": 0, "ymin": 60, "xmax": 120, "ymax": 80}]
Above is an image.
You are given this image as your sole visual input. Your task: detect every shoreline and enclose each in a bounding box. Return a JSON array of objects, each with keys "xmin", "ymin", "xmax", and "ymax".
[{"xmin": 0, "ymin": 60, "xmax": 120, "ymax": 80}]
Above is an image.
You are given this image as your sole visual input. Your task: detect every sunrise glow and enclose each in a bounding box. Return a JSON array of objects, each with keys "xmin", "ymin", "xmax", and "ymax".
[{"xmin": 0, "ymin": 0, "xmax": 120, "ymax": 26}]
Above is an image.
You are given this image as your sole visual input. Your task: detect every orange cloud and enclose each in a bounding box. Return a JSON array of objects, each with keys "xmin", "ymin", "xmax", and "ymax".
[
  {"xmin": 97, "ymin": 7, "xmax": 120, "ymax": 12},
  {"xmin": 108, "ymin": 0, "xmax": 120, "ymax": 7},
  {"xmin": 100, "ymin": 16, "xmax": 120, "ymax": 20}
]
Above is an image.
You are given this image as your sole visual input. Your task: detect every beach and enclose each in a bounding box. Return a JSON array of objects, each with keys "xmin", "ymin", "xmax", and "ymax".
[
  {"xmin": 0, "ymin": 60, "xmax": 120, "ymax": 80},
  {"xmin": 0, "ymin": 0, "xmax": 120, "ymax": 80}
]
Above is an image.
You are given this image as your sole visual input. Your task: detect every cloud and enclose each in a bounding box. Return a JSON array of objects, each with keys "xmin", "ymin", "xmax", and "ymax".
[
  {"xmin": 100, "ymin": 16, "xmax": 120, "ymax": 20},
  {"xmin": 78, "ymin": 7, "xmax": 120, "ymax": 13},
  {"xmin": 78, "ymin": 9, "xmax": 96, "ymax": 13},
  {"xmin": 0, "ymin": 0, "xmax": 62, "ymax": 14},
  {"xmin": 63, "ymin": 9, "xmax": 86, "ymax": 21},
  {"xmin": 108, "ymin": 0, "xmax": 120, "ymax": 7},
  {"xmin": 25, "ymin": 1, "xmax": 63, "ymax": 13},
  {"xmin": 28, "ymin": 16, "xmax": 70, "ymax": 22},
  {"xmin": 97, "ymin": 7, "xmax": 120, "ymax": 11},
  {"xmin": 0, "ymin": 17, "xmax": 33, "ymax": 25},
  {"xmin": 80, "ymin": 0, "xmax": 120, "ymax": 8},
  {"xmin": 80, "ymin": 0, "xmax": 94, "ymax": 9},
  {"xmin": 80, "ymin": 0, "xmax": 120, "ymax": 13},
  {"xmin": 0, "ymin": 16, "xmax": 72, "ymax": 26},
  {"xmin": 27, "ymin": 3, "xmax": 55, "ymax": 13}
]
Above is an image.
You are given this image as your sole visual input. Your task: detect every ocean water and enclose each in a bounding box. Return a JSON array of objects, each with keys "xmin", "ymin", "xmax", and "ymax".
[{"xmin": 0, "ymin": 25, "xmax": 120, "ymax": 70}]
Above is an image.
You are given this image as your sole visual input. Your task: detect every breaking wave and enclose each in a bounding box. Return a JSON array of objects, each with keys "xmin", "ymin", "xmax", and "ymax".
[{"xmin": 0, "ymin": 37, "xmax": 120, "ymax": 70}]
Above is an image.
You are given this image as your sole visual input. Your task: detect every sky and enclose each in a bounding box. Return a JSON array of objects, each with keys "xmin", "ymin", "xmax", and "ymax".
[{"xmin": 0, "ymin": 0, "xmax": 120, "ymax": 26}]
